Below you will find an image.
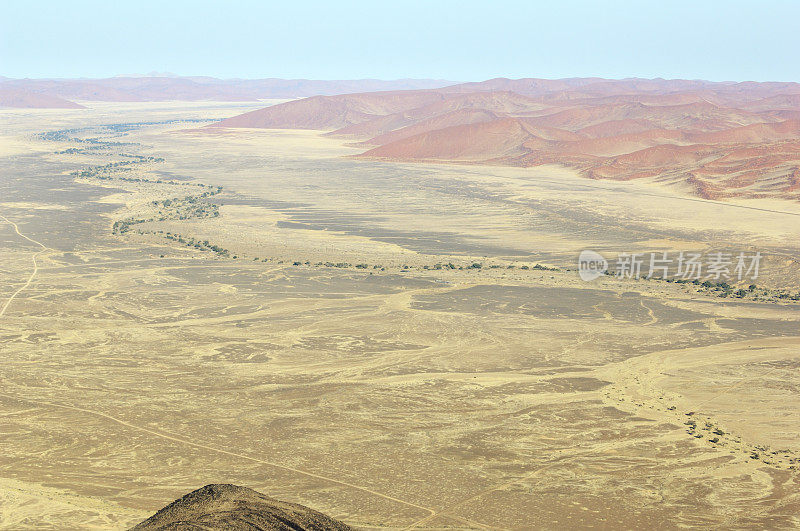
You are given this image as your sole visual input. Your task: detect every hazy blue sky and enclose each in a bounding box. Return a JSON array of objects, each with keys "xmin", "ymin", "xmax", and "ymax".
[{"xmin": 2, "ymin": 0, "xmax": 798, "ymax": 81}]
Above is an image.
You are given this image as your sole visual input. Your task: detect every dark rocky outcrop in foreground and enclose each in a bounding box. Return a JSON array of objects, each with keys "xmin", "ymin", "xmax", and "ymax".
[{"xmin": 131, "ymin": 484, "xmax": 352, "ymax": 530}]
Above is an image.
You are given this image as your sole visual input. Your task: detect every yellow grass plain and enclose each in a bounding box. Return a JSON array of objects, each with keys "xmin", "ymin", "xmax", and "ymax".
[{"xmin": 1, "ymin": 102, "xmax": 799, "ymax": 529}]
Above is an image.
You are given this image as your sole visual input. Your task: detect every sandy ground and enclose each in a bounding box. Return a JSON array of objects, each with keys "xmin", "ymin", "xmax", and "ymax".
[{"xmin": 0, "ymin": 102, "xmax": 799, "ymax": 529}]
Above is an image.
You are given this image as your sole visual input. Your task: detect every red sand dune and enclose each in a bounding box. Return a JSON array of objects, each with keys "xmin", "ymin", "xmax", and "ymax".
[
  {"xmin": 608, "ymin": 143, "xmax": 717, "ymax": 167},
  {"xmin": 0, "ymin": 88, "xmax": 84, "ymax": 109},
  {"xmin": 556, "ymin": 129, "xmax": 688, "ymax": 157},
  {"xmin": 325, "ymin": 112, "xmax": 423, "ymax": 140},
  {"xmin": 577, "ymin": 119, "xmax": 659, "ymax": 138},
  {"xmin": 213, "ymin": 77, "xmax": 800, "ymax": 201},
  {"xmin": 325, "ymin": 91, "xmax": 543, "ymax": 140},
  {"xmin": 361, "ymin": 118, "xmax": 543, "ymax": 162},
  {"xmin": 691, "ymin": 120, "xmax": 800, "ymax": 144},
  {"xmin": 356, "ymin": 108, "xmax": 499, "ymax": 147},
  {"xmin": 213, "ymin": 91, "xmax": 447, "ymax": 129},
  {"xmin": 524, "ymin": 101, "xmax": 767, "ymax": 132}
]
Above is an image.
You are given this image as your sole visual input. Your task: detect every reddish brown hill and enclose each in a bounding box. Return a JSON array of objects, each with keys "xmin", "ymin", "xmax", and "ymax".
[
  {"xmin": 360, "ymin": 118, "xmax": 533, "ymax": 161},
  {"xmin": 325, "ymin": 91, "xmax": 543, "ymax": 140},
  {"xmin": 212, "ymin": 91, "xmax": 446, "ymax": 129},
  {"xmin": 557, "ymin": 122, "xmax": 800, "ymax": 158},
  {"xmin": 558, "ymin": 129, "xmax": 688, "ymax": 157},
  {"xmin": 0, "ymin": 88, "xmax": 84, "ymax": 109},
  {"xmin": 358, "ymin": 108, "xmax": 499, "ymax": 146},
  {"xmin": 743, "ymin": 94, "xmax": 800, "ymax": 111},
  {"xmin": 577, "ymin": 119, "xmax": 658, "ymax": 138},
  {"xmin": 359, "ymin": 118, "xmax": 573, "ymax": 162},
  {"xmin": 421, "ymin": 90, "xmax": 543, "ymax": 115},
  {"xmin": 527, "ymin": 101, "xmax": 767, "ymax": 132},
  {"xmin": 612, "ymin": 143, "xmax": 717, "ymax": 166},
  {"xmin": 211, "ymin": 77, "xmax": 800, "ymax": 201},
  {"xmin": 325, "ymin": 112, "xmax": 422, "ymax": 139},
  {"xmin": 213, "ymin": 96, "xmax": 374, "ymax": 129},
  {"xmin": 761, "ymin": 109, "xmax": 800, "ymax": 121},
  {"xmin": 584, "ymin": 143, "xmax": 721, "ymax": 183},
  {"xmin": 540, "ymin": 91, "xmax": 728, "ymax": 108},
  {"xmin": 515, "ymin": 119, "xmax": 586, "ymax": 142},
  {"xmin": 691, "ymin": 120, "xmax": 800, "ymax": 144}
]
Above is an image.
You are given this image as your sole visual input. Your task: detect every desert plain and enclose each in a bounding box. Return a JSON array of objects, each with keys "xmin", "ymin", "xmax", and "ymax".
[{"xmin": 1, "ymin": 101, "xmax": 800, "ymax": 529}]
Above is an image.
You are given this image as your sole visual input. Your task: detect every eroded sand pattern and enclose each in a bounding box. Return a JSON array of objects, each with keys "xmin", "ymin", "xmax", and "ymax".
[{"xmin": 1, "ymin": 103, "xmax": 799, "ymax": 529}]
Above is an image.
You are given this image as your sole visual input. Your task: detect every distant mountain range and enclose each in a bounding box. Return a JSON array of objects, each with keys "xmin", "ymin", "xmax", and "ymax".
[
  {"xmin": 211, "ymin": 77, "xmax": 800, "ymax": 201},
  {"xmin": 0, "ymin": 87, "xmax": 86, "ymax": 109},
  {"xmin": 0, "ymin": 76, "xmax": 456, "ymax": 107}
]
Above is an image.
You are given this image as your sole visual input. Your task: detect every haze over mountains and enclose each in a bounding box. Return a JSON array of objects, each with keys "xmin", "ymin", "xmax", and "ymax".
[
  {"xmin": 213, "ymin": 77, "xmax": 800, "ymax": 201},
  {"xmin": 0, "ymin": 76, "xmax": 455, "ymax": 107}
]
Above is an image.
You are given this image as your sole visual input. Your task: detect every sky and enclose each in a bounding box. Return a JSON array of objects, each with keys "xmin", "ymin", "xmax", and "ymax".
[{"xmin": 1, "ymin": 0, "xmax": 799, "ymax": 82}]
